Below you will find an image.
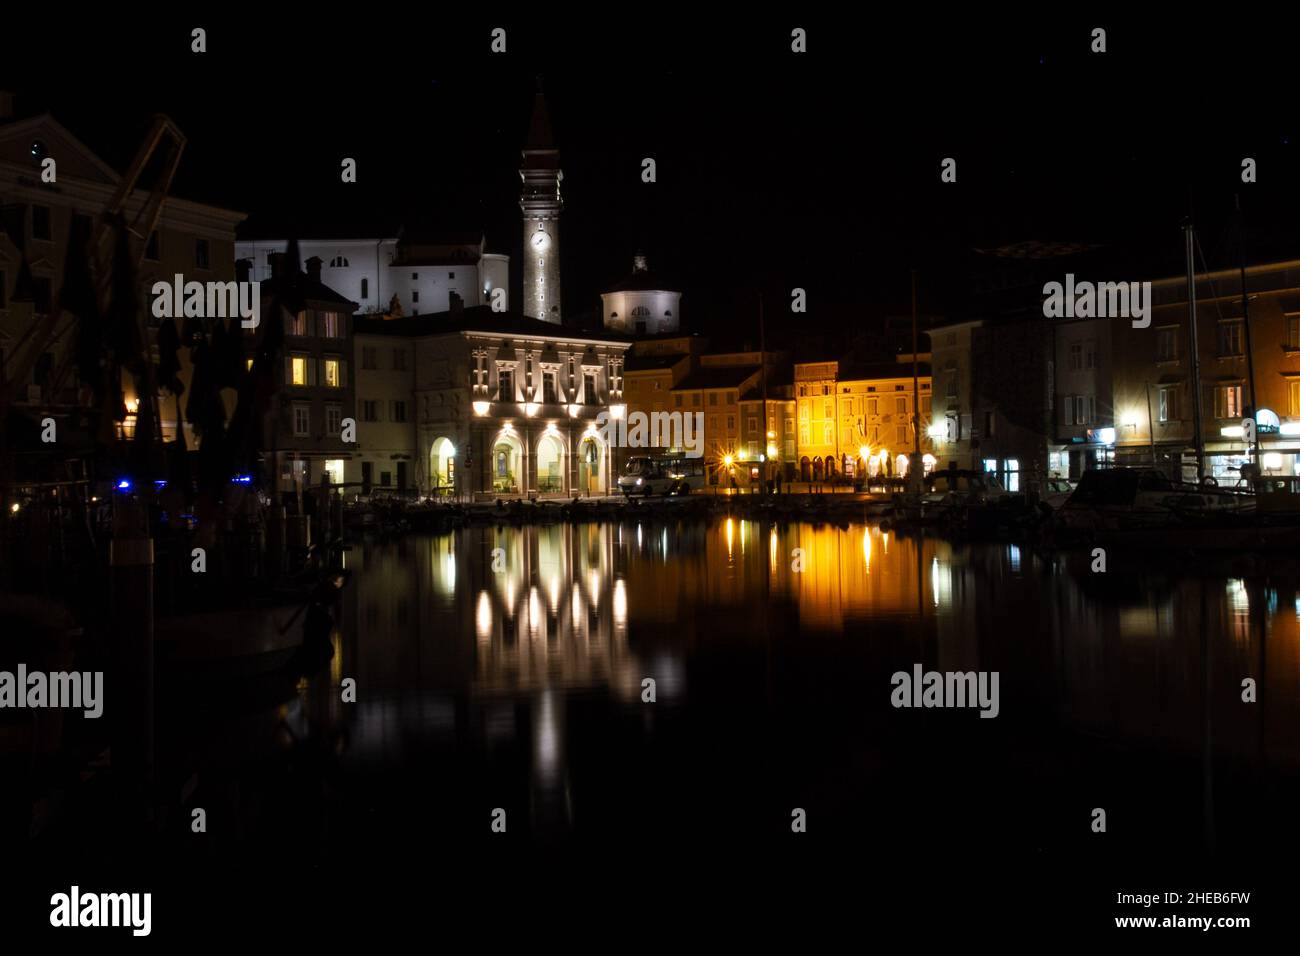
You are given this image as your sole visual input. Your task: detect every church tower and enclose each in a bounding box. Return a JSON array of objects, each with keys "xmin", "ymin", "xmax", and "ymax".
[{"xmin": 520, "ymin": 86, "xmax": 563, "ymax": 323}]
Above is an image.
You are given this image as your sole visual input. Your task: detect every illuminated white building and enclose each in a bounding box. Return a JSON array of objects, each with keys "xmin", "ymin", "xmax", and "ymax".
[
  {"xmin": 351, "ymin": 304, "xmax": 630, "ymax": 498},
  {"xmin": 601, "ymin": 253, "xmax": 681, "ymax": 336},
  {"xmin": 236, "ymin": 234, "xmax": 508, "ymax": 318}
]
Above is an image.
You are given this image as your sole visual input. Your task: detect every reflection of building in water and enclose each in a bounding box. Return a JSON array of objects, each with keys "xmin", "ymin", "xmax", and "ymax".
[
  {"xmin": 342, "ymin": 524, "xmax": 641, "ymax": 700},
  {"xmin": 617, "ymin": 519, "xmax": 946, "ymax": 634},
  {"xmin": 333, "ymin": 523, "xmax": 1300, "ymax": 770}
]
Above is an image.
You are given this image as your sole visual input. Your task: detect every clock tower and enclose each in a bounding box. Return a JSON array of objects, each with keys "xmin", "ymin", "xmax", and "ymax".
[{"xmin": 520, "ymin": 86, "xmax": 563, "ymax": 324}]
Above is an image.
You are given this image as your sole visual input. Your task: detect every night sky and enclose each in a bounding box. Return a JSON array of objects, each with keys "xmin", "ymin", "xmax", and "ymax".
[{"xmin": 6, "ymin": 12, "xmax": 1299, "ymax": 352}]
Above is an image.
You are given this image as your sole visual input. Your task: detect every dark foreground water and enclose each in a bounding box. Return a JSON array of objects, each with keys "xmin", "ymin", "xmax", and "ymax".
[{"xmin": 16, "ymin": 519, "xmax": 1300, "ymax": 936}]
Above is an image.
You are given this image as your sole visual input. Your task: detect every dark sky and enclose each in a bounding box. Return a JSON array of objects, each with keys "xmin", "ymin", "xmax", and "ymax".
[{"xmin": 5, "ymin": 11, "xmax": 1299, "ymax": 354}]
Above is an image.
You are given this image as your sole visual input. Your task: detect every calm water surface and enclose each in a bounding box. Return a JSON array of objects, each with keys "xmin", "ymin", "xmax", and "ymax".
[{"xmin": 267, "ymin": 519, "xmax": 1300, "ymax": 863}]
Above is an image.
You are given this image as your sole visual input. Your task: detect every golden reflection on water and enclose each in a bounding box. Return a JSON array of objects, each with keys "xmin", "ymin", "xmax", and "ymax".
[{"xmin": 337, "ymin": 520, "xmax": 1300, "ymax": 765}]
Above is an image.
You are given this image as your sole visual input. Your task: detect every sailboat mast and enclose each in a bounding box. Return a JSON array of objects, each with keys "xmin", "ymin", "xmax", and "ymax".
[
  {"xmin": 1184, "ymin": 221, "xmax": 1206, "ymax": 482},
  {"xmin": 1236, "ymin": 195, "xmax": 1260, "ymax": 470}
]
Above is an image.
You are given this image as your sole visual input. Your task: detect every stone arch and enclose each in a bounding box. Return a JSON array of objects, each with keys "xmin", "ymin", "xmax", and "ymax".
[
  {"xmin": 492, "ymin": 429, "xmax": 523, "ymax": 494},
  {"xmin": 578, "ymin": 430, "xmax": 605, "ymax": 496},
  {"xmin": 536, "ymin": 431, "xmax": 567, "ymax": 494},
  {"xmin": 429, "ymin": 436, "xmax": 456, "ymax": 495}
]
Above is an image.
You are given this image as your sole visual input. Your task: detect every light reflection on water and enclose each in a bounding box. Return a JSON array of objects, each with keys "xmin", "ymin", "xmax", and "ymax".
[{"xmin": 299, "ymin": 520, "xmax": 1300, "ymax": 842}]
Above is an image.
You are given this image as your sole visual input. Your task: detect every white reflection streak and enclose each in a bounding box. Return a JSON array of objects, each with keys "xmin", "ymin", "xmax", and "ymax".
[
  {"xmin": 614, "ymin": 578, "xmax": 628, "ymax": 628},
  {"xmin": 535, "ymin": 689, "xmax": 559, "ymax": 784},
  {"xmin": 476, "ymin": 590, "xmax": 492, "ymax": 642}
]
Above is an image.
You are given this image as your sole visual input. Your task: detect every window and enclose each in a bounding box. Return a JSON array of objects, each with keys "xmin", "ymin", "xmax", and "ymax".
[
  {"xmin": 411, "ymin": 289, "xmax": 419, "ymax": 303},
  {"xmin": 393, "ymin": 349, "xmax": 407, "ymax": 371},
  {"xmin": 1068, "ymin": 395, "xmax": 1095, "ymax": 426},
  {"xmin": 145, "ymin": 231, "xmax": 160, "ymax": 261},
  {"xmin": 674, "ymin": 394, "xmax": 683, "ymax": 408},
  {"xmin": 1291, "ymin": 380, "xmax": 1300, "ymax": 416},
  {"xmin": 31, "ymin": 205, "xmax": 51, "ymax": 241},
  {"xmin": 543, "ymin": 369, "xmax": 557, "ymax": 403},
  {"xmin": 748, "ymin": 417, "xmax": 758, "ymax": 434},
  {"xmin": 584, "ymin": 372, "xmax": 597, "ymax": 400},
  {"xmin": 362, "ymin": 346, "xmax": 378, "ymax": 370},
  {"xmin": 329, "ymin": 256, "xmax": 349, "ymax": 268},
  {"xmin": 326, "ymin": 404, "xmax": 342, "ymax": 435},
  {"xmin": 692, "ymin": 394, "xmax": 700, "ymax": 407},
  {"xmin": 709, "ymin": 393, "xmax": 718, "ymax": 406},
  {"xmin": 799, "ymin": 424, "xmax": 811, "ymax": 445},
  {"xmin": 1158, "ymin": 386, "xmax": 1180, "ymax": 422},
  {"xmin": 322, "ymin": 312, "xmax": 340, "ymax": 338},
  {"xmin": 290, "ymin": 355, "xmax": 308, "ymax": 386},
  {"xmin": 946, "ymin": 372, "xmax": 958, "ymax": 399},
  {"xmin": 727, "ymin": 391, "xmax": 736, "ymax": 405},
  {"xmin": 823, "ymin": 399, "xmax": 833, "ymax": 419},
  {"xmin": 1156, "ymin": 327, "xmax": 1178, "ymax": 361},
  {"xmin": 362, "ymin": 400, "xmax": 379, "ymax": 422},
  {"xmin": 448, "ymin": 272, "xmax": 455, "ymax": 280},
  {"xmin": 1287, "ymin": 314, "xmax": 1300, "ymax": 349},
  {"xmin": 726, "ymin": 415, "xmax": 735, "ymax": 430},
  {"xmin": 822, "ymin": 422, "xmax": 833, "ymax": 444},
  {"xmin": 1069, "ymin": 342, "xmax": 1083, "ymax": 371},
  {"xmin": 293, "ymin": 403, "xmax": 310, "ymax": 437},
  {"xmin": 361, "ymin": 277, "xmax": 369, "ymax": 300},
  {"xmin": 896, "ymin": 425, "xmax": 908, "ymax": 443},
  {"xmin": 1214, "ymin": 384, "xmax": 1243, "ymax": 419},
  {"xmin": 497, "ymin": 368, "xmax": 514, "ymax": 400},
  {"xmin": 1217, "ymin": 321, "xmax": 1243, "ymax": 357},
  {"xmin": 323, "ymin": 358, "xmax": 341, "ymax": 388},
  {"xmin": 287, "ymin": 311, "xmax": 308, "ymax": 336},
  {"xmin": 1003, "ymin": 459, "xmax": 1020, "ymax": 493},
  {"xmin": 921, "ymin": 395, "xmax": 931, "ymax": 415},
  {"xmin": 1085, "ymin": 340, "xmax": 1097, "ymax": 369},
  {"xmin": 391, "ymin": 400, "xmax": 407, "ymax": 423},
  {"xmin": 412, "ymin": 273, "xmax": 419, "ymax": 280},
  {"xmin": 866, "ymin": 398, "xmax": 878, "ymax": 416},
  {"xmin": 195, "ymin": 238, "xmax": 210, "ymax": 270},
  {"xmin": 896, "ymin": 397, "xmax": 908, "ymax": 414}
]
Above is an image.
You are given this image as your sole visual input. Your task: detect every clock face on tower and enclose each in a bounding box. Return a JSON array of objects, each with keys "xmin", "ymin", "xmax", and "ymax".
[{"xmin": 530, "ymin": 229, "xmax": 550, "ymax": 251}]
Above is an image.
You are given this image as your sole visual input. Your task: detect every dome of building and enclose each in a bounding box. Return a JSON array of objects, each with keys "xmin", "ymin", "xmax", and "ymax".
[{"xmin": 600, "ymin": 253, "xmax": 681, "ymax": 336}]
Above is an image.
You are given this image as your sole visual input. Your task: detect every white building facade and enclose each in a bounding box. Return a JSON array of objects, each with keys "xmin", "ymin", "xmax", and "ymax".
[
  {"xmin": 351, "ymin": 306, "xmax": 631, "ymax": 499},
  {"xmin": 235, "ymin": 236, "xmax": 509, "ymax": 319}
]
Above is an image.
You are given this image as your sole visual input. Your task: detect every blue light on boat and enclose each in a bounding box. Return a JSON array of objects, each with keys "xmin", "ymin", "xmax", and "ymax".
[
  {"xmin": 232, "ymin": 474, "xmax": 254, "ymax": 484},
  {"xmin": 154, "ymin": 480, "xmax": 168, "ymax": 489},
  {"xmin": 115, "ymin": 478, "xmax": 133, "ymax": 491}
]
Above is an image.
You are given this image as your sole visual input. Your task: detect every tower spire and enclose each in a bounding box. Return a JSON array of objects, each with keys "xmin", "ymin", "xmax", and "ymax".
[{"xmin": 520, "ymin": 86, "xmax": 562, "ymax": 323}]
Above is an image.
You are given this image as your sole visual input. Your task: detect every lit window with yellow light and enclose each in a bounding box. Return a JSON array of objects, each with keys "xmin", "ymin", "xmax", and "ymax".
[
  {"xmin": 291, "ymin": 356, "xmax": 307, "ymax": 386},
  {"xmin": 324, "ymin": 359, "xmax": 340, "ymax": 387}
]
